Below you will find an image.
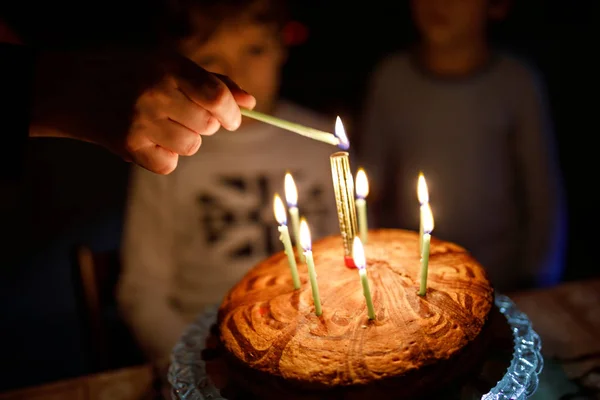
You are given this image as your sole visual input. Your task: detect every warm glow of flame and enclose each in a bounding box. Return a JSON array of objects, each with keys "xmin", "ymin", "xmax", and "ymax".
[
  {"xmin": 422, "ymin": 203, "xmax": 434, "ymax": 233},
  {"xmin": 356, "ymin": 168, "xmax": 369, "ymax": 199},
  {"xmin": 417, "ymin": 172, "xmax": 429, "ymax": 205},
  {"xmin": 284, "ymin": 172, "xmax": 298, "ymax": 207},
  {"xmin": 273, "ymin": 194, "xmax": 287, "ymax": 225},
  {"xmin": 334, "ymin": 116, "xmax": 350, "ymax": 150},
  {"xmin": 352, "ymin": 236, "xmax": 366, "ymax": 269},
  {"xmin": 299, "ymin": 218, "xmax": 311, "ymax": 251}
]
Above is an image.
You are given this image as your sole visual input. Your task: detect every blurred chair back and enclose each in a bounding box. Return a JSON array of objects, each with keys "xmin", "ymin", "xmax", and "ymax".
[{"xmin": 72, "ymin": 245, "xmax": 144, "ymax": 372}]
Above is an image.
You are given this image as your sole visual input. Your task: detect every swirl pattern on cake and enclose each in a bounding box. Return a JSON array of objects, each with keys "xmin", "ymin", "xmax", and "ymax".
[{"xmin": 218, "ymin": 229, "xmax": 494, "ymax": 399}]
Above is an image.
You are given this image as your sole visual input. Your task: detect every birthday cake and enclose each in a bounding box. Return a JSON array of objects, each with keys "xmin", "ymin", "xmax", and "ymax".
[{"xmin": 217, "ymin": 229, "xmax": 494, "ymax": 399}]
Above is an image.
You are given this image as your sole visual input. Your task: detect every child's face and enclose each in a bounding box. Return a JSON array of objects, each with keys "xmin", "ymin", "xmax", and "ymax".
[
  {"xmin": 411, "ymin": 0, "xmax": 489, "ymax": 47},
  {"xmin": 180, "ymin": 20, "xmax": 286, "ymax": 114}
]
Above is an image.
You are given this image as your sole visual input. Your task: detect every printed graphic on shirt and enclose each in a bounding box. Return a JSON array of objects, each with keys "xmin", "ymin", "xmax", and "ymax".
[{"xmin": 197, "ymin": 172, "xmax": 331, "ymax": 262}]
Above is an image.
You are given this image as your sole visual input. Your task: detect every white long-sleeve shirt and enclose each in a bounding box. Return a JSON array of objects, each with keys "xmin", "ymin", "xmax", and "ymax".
[
  {"xmin": 357, "ymin": 53, "xmax": 567, "ymax": 292},
  {"xmin": 118, "ymin": 101, "xmax": 340, "ymax": 360}
]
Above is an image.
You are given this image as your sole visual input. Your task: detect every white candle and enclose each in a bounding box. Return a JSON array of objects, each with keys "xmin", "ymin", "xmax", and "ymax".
[
  {"xmin": 418, "ymin": 203, "xmax": 434, "ymax": 296},
  {"xmin": 353, "ymin": 236, "xmax": 375, "ymax": 320},
  {"xmin": 273, "ymin": 194, "xmax": 301, "ymax": 289},
  {"xmin": 355, "ymin": 168, "xmax": 369, "ymax": 244},
  {"xmin": 299, "ymin": 218, "xmax": 322, "ymax": 316},
  {"xmin": 417, "ymin": 172, "xmax": 429, "ymax": 255},
  {"xmin": 284, "ymin": 172, "xmax": 304, "ymax": 262}
]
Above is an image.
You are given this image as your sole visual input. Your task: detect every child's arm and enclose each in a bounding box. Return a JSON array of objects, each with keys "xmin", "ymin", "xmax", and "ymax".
[
  {"xmin": 117, "ymin": 166, "xmax": 187, "ymax": 361},
  {"xmin": 514, "ymin": 67, "xmax": 567, "ymax": 287}
]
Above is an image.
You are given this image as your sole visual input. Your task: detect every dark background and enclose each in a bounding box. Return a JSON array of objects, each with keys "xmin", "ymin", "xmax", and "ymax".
[{"xmin": 0, "ymin": 0, "xmax": 598, "ymax": 392}]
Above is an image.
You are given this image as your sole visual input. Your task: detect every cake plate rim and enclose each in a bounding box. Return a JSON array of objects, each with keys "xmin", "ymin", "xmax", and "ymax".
[{"xmin": 167, "ymin": 293, "xmax": 543, "ymax": 400}]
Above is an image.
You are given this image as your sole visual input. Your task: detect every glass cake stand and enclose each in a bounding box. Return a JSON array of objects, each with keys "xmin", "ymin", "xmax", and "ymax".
[{"xmin": 167, "ymin": 294, "xmax": 543, "ymax": 400}]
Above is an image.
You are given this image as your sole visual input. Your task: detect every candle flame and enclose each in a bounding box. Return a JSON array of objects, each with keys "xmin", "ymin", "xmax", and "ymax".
[
  {"xmin": 299, "ymin": 218, "xmax": 312, "ymax": 251},
  {"xmin": 417, "ymin": 172, "xmax": 429, "ymax": 205},
  {"xmin": 356, "ymin": 168, "xmax": 369, "ymax": 199},
  {"xmin": 422, "ymin": 203, "xmax": 434, "ymax": 233},
  {"xmin": 273, "ymin": 194, "xmax": 287, "ymax": 225},
  {"xmin": 284, "ymin": 172, "xmax": 298, "ymax": 207},
  {"xmin": 352, "ymin": 236, "xmax": 366, "ymax": 270},
  {"xmin": 334, "ymin": 116, "xmax": 350, "ymax": 150}
]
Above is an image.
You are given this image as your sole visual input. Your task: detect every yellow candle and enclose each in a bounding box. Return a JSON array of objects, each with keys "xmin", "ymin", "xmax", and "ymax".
[
  {"xmin": 299, "ymin": 218, "xmax": 322, "ymax": 316},
  {"xmin": 330, "ymin": 117, "xmax": 358, "ymax": 268},
  {"xmin": 353, "ymin": 236, "xmax": 375, "ymax": 320},
  {"xmin": 284, "ymin": 172, "xmax": 304, "ymax": 262},
  {"xmin": 417, "ymin": 172, "xmax": 429, "ymax": 254},
  {"xmin": 418, "ymin": 203, "xmax": 434, "ymax": 296},
  {"xmin": 355, "ymin": 168, "xmax": 369, "ymax": 244},
  {"xmin": 273, "ymin": 194, "xmax": 301, "ymax": 289}
]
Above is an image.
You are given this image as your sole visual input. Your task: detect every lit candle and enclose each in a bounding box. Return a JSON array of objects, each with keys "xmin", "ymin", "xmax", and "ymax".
[
  {"xmin": 417, "ymin": 172, "xmax": 429, "ymax": 254},
  {"xmin": 353, "ymin": 236, "xmax": 376, "ymax": 320},
  {"xmin": 240, "ymin": 108, "xmax": 346, "ymax": 149},
  {"xmin": 355, "ymin": 168, "xmax": 369, "ymax": 244},
  {"xmin": 299, "ymin": 218, "xmax": 322, "ymax": 316},
  {"xmin": 330, "ymin": 117, "xmax": 358, "ymax": 268},
  {"xmin": 418, "ymin": 203, "xmax": 434, "ymax": 296},
  {"xmin": 273, "ymin": 194, "xmax": 301, "ymax": 290},
  {"xmin": 284, "ymin": 172, "xmax": 304, "ymax": 262}
]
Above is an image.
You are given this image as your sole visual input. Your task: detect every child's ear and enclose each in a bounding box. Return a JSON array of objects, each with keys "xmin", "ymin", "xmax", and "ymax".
[{"xmin": 488, "ymin": 0, "xmax": 512, "ymax": 21}]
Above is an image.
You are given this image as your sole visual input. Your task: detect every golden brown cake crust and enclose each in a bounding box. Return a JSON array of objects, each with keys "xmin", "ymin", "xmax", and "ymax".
[{"xmin": 218, "ymin": 229, "xmax": 494, "ymax": 394}]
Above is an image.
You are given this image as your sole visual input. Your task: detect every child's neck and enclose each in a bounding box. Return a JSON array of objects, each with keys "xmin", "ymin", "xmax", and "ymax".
[{"xmin": 419, "ymin": 38, "xmax": 490, "ymax": 78}]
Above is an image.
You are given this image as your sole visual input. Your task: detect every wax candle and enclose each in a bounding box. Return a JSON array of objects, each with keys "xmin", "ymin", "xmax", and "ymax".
[
  {"xmin": 355, "ymin": 168, "xmax": 369, "ymax": 244},
  {"xmin": 418, "ymin": 203, "xmax": 434, "ymax": 296},
  {"xmin": 240, "ymin": 108, "xmax": 345, "ymax": 148},
  {"xmin": 417, "ymin": 172, "xmax": 429, "ymax": 254},
  {"xmin": 299, "ymin": 218, "xmax": 322, "ymax": 316},
  {"xmin": 273, "ymin": 194, "xmax": 301, "ymax": 289},
  {"xmin": 284, "ymin": 172, "xmax": 304, "ymax": 261},
  {"xmin": 330, "ymin": 117, "xmax": 358, "ymax": 268},
  {"xmin": 353, "ymin": 236, "xmax": 376, "ymax": 320}
]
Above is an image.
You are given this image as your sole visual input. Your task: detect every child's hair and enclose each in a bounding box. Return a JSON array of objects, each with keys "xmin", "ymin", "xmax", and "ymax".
[{"xmin": 167, "ymin": 0, "xmax": 289, "ymax": 43}]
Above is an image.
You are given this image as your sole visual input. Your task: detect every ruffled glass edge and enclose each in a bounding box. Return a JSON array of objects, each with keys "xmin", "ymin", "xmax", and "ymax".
[{"xmin": 481, "ymin": 294, "xmax": 544, "ymax": 399}]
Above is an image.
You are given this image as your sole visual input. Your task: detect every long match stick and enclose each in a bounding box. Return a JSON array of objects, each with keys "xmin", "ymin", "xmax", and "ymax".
[{"xmin": 241, "ymin": 108, "xmax": 344, "ymax": 148}]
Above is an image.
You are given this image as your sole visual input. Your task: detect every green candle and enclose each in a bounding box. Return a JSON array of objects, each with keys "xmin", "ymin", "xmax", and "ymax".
[
  {"xmin": 273, "ymin": 194, "xmax": 301, "ymax": 290},
  {"xmin": 353, "ymin": 237, "xmax": 375, "ymax": 319},
  {"xmin": 419, "ymin": 205, "xmax": 424, "ymax": 254},
  {"xmin": 356, "ymin": 199, "xmax": 367, "ymax": 243},
  {"xmin": 289, "ymin": 208, "xmax": 302, "ymax": 260},
  {"xmin": 418, "ymin": 203, "xmax": 434, "ymax": 296},
  {"xmin": 417, "ymin": 172, "xmax": 429, "ymax": 254},
  {"xmin": 241, "ymin": 108, "xmax": 341, "ymax": 148},
  {"xmin": 284, "ymin": 173, "xmax": 304, "ymax": 261},
  {"xmin": 300, "ymin": 219, "xmax": 322, "ymax": 316},
  {"xmin": 355, "ymin": 168, "xmax": 369, "ymax": 244}
]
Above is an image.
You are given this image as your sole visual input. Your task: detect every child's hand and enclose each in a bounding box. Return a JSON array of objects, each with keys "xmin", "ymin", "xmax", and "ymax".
[{"xmin": 30, "ymin": 48, "xmax": 256, "ymax": 174}]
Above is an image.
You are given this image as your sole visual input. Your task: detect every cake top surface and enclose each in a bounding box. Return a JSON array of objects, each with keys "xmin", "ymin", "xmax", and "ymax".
[{"xmin": 218, "ymin": 229, "xmax": 494, "ymax": 387}]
